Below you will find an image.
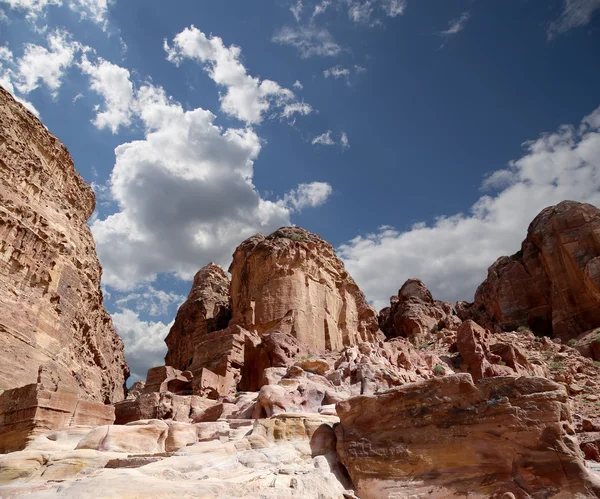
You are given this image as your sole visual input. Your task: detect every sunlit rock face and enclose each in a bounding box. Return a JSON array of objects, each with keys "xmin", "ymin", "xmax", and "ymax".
[
  {"xmin": 470, "ymin": 200, "xmax": 600, "ymax": 339},
  {"xmin": 228, "ymin": 226, "xmax": 380, "ymax": 351},
  {"xmin": 0, "ymin": 87, "xmax": 128, "ymax": 403}
]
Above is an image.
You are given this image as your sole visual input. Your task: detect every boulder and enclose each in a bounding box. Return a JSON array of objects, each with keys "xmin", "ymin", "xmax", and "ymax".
[
  {"xmin": 0, "ymin": 87, "xmax": 128, "ymax": 403},
  {"xmin": 336, "ymin": 373, "xmax": 600, "ymax": 498},
  {"xmin": 229, "ymin": 226, "xmax": 379, "ymax": 350},
  {"xmin": 470, "ymin": 201, "xmax": 600, "ymax": 340},
  {"xmin": 76, "ymin": 419, "xmax": 169, "ymax": 454},
  {"xmin": 164, "ymin": 263, "xmax": 231, "ymax": 371}
]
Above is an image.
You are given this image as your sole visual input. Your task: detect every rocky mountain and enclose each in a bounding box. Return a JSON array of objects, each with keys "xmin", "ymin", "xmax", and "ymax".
[
  {"xmin": 468, "ymin": 200, "xmax": 600, "ymax": 339},
  {"xmin": 2, "ymin": 93, "xmax": 600, "ymax": 498},
  {"xmin": 0, "ymin": 87, "xmax": 129, "ymax": 403},
  {"xmin": 229, "ymin": 226, "xmax": 380, "ymax": 350}
]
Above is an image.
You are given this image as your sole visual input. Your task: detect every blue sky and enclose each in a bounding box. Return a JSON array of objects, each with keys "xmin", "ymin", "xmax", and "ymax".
[{"xmin": 1, "ymin": 0, "xmax": 599, "ymax": 382}]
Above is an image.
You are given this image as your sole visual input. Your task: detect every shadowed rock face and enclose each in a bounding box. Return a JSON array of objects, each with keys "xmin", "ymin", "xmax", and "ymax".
[
  {"xmin": 471, "ymin": 201, "xmax": 600, "ymax": 339},
  {"xmin": 0, "ymin": 87, "xmax": 128, "ymax": 403},
  {"xmin": 164, "ymin": 263, "xmax": 231, "ymax": 371},
  {"xmin": 229, "ymin": 226, "xmax": 380, "ymax": 351},
  {"xmin": 336, "ymin": 373, "xmax": 600, "ymax": 498}
]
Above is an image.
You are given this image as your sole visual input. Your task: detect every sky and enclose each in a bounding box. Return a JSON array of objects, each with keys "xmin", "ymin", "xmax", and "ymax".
[{"xmin": 1, "ymin": 0, "xmax": 599, "ymax": 382}]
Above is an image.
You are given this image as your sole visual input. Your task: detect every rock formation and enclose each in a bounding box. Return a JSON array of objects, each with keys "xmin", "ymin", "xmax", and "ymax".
[
  {"xmin": 336, "ymin": 374, "xmax": 600, "ymax": 498},
  {"xmin": 229, "ymin": 227, "xmax": 380, "ymax": 350},
  {"xmin": 379, "ymin": 278, "xmax": 461, "ymax": 340},
  {"xmin": 164, "ymin": 263, "xmax": 231, "ymax": 371},
  {"xmin": 469, "ymin": 200, "xmax": 600, "ymax": 339},
  {"xmin": 0, "ymin": 87, "xmax": 128, "ymax": 403}
]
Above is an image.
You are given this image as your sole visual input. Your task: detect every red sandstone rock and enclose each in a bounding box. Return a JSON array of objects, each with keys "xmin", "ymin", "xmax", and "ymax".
[
  {"xmin": 229, "ymin": 227, "xmax": 379, "ymax": 350},
  {"xmin": 0, "ymin": 381, "xmax": 114, "ymax": 453},
  {"xmin": 0, "ymin": 87, "xmax": 128, "ymax": 403},
  {"xmin": 379, "ymin": 278, "xmax": 461, "ymax": 341},
  {"xmin": 470, "ymin": 201, "xmax": 600, "ymax": 340},
  {"xmin": 336, "ymin": 374, "xmax": 600, "ymax": 498},
  {"xmin": 164, "ymin": 263, "xmax": 231, "ymax": 371}
]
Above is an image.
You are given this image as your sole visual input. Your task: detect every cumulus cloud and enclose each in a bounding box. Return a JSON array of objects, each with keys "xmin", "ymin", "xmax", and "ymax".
[
  {"xmin": 111, "ymin": 308, "xmax": 171, "ymax": 382},
  {"xmin": 16, "ymin": 29, "xmax": 83, "ymax": 96},
  {"xmin": 272, "ymin": 24, "xmax": 341, "ymax": 58},
  {"xmin": 290, "ymin": 0, "xmax": 303, "ymax": 21},
  {"xmin": 164, "ymin": 25, "xmax": 312, "ymax": 124},
  {"xmin": 115, "ymin": 285, "xmax": 185, "ymax": 317},
  {"xmin": 80, "ymin": 55, "xmax": 134, "ymax": 133},
  {"xmin": 90, "ymin": 81, "xmax": 330, "ymax": 291},
  {"xmin": 280, "ymin": 181, "xmax": 333, "ymax": 211},
  {"xmin": 340, "ymin": 131, "xmax": 350, "ymax": 149},
  {"xmin": 0, "ymin": 45, "xmax": 39, "ymax": 115},
  {"xmin": 323, "ymin": 64, "xmax": 366, "ymax": 84},
  {"xmin": 548, "ymin": 0, "xmax": 600, "ymax": 38},
  {"xmin": 293, "ymin": 80, "xmax": 303, "ymax": 90},
  {"xmin": 312, "ymin": 0, "xmax": 331, "ymax": 17},
  {"xmin": 339, "ymin": 105, "xmax": 600, "ymax": 310}
]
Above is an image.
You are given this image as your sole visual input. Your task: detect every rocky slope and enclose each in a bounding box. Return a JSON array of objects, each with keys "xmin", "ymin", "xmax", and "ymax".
[
  {"xmin": 0, "ymin": 87, "xmax": 128, "ymax": 403},
  {"xmin": 229, "ymin": 226, "xmax": 380, "ymax": 350},
  {"xmin": 469, "ymin": 200, "xmax": 600, "ymax": 340}
]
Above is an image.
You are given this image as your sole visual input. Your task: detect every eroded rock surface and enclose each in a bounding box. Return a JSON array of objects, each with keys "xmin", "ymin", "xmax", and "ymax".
[
  {"xmin": 0, "ymin": 88, "xmax": 128, "ymax": 402},
  {"xmin": 229, "ymin": 227, "xmax": 380, "ymax": 350},
  {"xmin": 164, "ymin": 263, "xmax": 231, "ymax": 371},
  {"xmin": 336, "ymin": 373, "xmax": 600, "ymax": 498},
  {"xmin": 470, "ymin": 200, "xmax": 600, "ymax": 339},
  {"xmin": 379, "ymin": 278, "xmax": 461, "ymax": 341}
]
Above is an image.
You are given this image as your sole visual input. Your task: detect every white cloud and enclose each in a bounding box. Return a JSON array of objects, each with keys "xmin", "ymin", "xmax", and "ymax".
[
  {"xmin": 115, "ymin": 285, "xmax": 185, "ymax": 317},
  {"xmin": 280, "ymin": 181, "xmax": 333, "ymax": 211},
  {"xmin": 323, "ymin": 65, "xmax": 350, "ymax": 79},
  {"xmin": 91, "ymin": 83, "xmax": 327, "ymax": 291},
  {"xmin": 345, "ymin": 0, "xmax": 407, "ymax": 24},
  {"xmin": 112, "ymin": 308, "xmax": 171, "ymax": 382},
  {"xmin": 312, "ymin": 0, "xmax": 331, "ymax": 17},
  {"xmin": 440, "ymin": 11, "xmax": 470, "ymax": 37},
  {"xmin": 165, "ymin": 25, "xmax": 312, "ymax": 124},
  {"xmin": 340, "ymin": 131, "xmax": 350, "ymax": 149},
  {"xmin": 0, "ymin": 44, "xmax": 39, "ymax": 115},
  {"xmin": 16, "ymin": 29, "xmax": 82, "ymax": 96},
  {"xmin": 272, "ymin": 24, "xmax": 342, "ymax": 58},
  {"xmin": 80, "ymin": 55, "xmax": 134, "ymax": 133},
  {"xmin": 1, "ymin": 0, "xmax": 111, "ymax": 27},
  {"xmin": 339, "ymin": 105, "xmax": 600, "ymax": 310},
  {"xmin": 312, "ymin": 130, "xmax": 335, "ymax": 145},
  {"xmin": 293, "ymin": 79, "xmax": 303, "ymax": 90},
  {"xmin": 381, "ymin": 0, "xmax": 406, "ymax": 17},
  {"xmin": 548, "ymin": 0, "xmax": 600, "ymax": 38},
  {"xmin": 290, "ymin": 0, "xmax": 303, "ymax": 21}
]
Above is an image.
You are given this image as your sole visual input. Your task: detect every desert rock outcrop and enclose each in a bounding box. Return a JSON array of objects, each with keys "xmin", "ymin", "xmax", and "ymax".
[
  {"xmin": 336, "ymin": 373, "xmax": 600, "ymax": 498},
  {"xmin": 164, "ymin": 263, "xmax": 231, "ymax": 370},
  {"xmin": 229, "ymin": 226, "xmax": 379, "ymax": 350},
  {"xmin": 379, "ymin": 278, "xmax": 461, "ymax": 340},
  {"xmin": 0, "ymin": 87, "xmax": 128, "ymax": 402},
  {"xmin": 470, "ymin": 200, "xmax": 600, "ymax": 339}
]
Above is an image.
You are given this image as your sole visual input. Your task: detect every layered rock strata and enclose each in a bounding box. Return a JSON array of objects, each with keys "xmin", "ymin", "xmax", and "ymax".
[
  {"xmin": 164, "ymin": 263, "xmax": 231, "ymax": 370},
  {"xmin": 336, "ymin": 373, "xmax": 600, "ymax": 498},
  {"xmin": 470, "ymin": 200, "xmax": 600, "ymax": 339},
  {"xmin": 229, "ymin": 227, "xmax": 380, "ymax": 350},
  {"xmin": 0, "ymin": 87, "xmax": 128, "ymax": 402}
]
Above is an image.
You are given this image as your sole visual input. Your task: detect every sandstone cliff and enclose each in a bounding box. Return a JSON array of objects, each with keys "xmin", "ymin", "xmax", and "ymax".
[
  {"xmin": 229, "ymin": 226, "xmax": 380, "ymax": 350},
  {"xmin": 164, "ymin": 263, "xmax": 231, "ymax": 370},
  {"xmin": 0, "ymin": 87, "xmax": 129, "ymax": 403},
  {"xmin": 470, "ymin": 200, "xmax": 600, "ymax": 339}
]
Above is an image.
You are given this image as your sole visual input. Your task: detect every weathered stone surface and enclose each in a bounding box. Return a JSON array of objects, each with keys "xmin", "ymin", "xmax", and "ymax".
[
  {"xmin": 470, "ymin": 201, "xmax": 600, "ymax": 340},
  {"xmin": 455, "ymin": 320, "xmax": 545, "ymax": 382},
  {"xmin": 0, "ymin": 87, "xmax": 128, "ymax": 402},
  {"xmin": 164, "ymin": 263, "xmax": 231, "ymax": 371},
  {"xmin": 0, "ymin": 381, "xmax": 114, "ymax": 453},
  {"xmin": 229, "ymin": 226, "xmax": 379, "ymax": 350},
  {"xmin": 379, "ymin": 278, "xmax": 461, "ymax": 341},
  {"xmin": 336, "ymin": 374, "xmax": 600, "ymax": 498},
  {"xmin": 76, "ymin": 419, "xmax": 169, "ymax": 455}
]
